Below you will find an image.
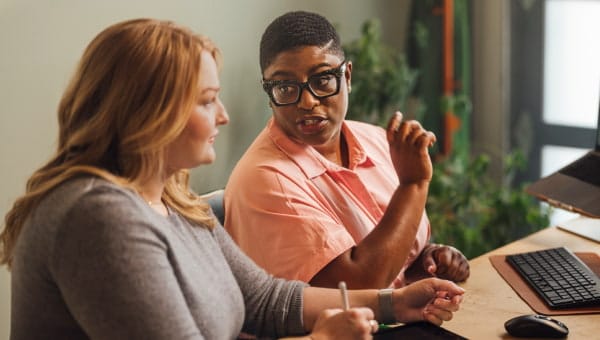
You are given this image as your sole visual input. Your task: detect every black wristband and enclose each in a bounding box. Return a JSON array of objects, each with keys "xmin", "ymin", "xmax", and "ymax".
[{"xmin": 378, "ymin": 288, "xmax": 396, "ymax": 324}]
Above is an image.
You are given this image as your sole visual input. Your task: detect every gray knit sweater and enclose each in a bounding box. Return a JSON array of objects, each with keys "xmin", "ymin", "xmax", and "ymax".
[{"xmin": 10, "ymin": 176, "xmax": 307, "ymax": 339}]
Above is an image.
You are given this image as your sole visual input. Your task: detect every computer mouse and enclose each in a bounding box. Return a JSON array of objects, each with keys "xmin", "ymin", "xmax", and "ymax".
[{"xmin": 504, "ymin": 314, "xmax": 569, "ymax": 338}]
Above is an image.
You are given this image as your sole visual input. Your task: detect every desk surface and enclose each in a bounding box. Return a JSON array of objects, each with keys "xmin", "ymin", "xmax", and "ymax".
[{"xmin": 444, "ymin": 216, "xmax": 600, "ymax": 339}]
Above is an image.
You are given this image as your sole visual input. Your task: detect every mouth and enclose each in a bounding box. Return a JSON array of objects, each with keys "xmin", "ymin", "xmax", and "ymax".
[
  {"xmin": 297, "ymin": 116, "xmax": 327, "ymax": 126},
  {"xmin": 208, "ymin": 131, "xmax": 219, "ymax": 143},
  {"xmin": 296, "ymin": 116, "xmax": 328, "ymax": 135}
]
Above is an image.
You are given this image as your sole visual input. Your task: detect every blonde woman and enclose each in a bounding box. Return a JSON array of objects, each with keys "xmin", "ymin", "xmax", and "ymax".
[{"xmin": 1, "ymin": 18, "xmax": 464, "ymax": 339}]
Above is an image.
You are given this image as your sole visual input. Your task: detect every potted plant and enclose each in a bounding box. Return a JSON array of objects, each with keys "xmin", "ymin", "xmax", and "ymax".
[
  {"xmin": 343, "ymin": 19, "xmax": 420, "ymax": 126},
  {"xmin": 343, "ymin": 19, "xmax": 550, "ymax": 259}
]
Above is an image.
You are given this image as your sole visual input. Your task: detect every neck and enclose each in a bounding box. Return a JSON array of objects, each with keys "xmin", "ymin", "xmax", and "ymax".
[
  {"xmin": 139, "ymin": 185, "xmax": 164, "ymax": 203},
  {"xmin": 137, "ymin": 177, "xmax": 168, "ymax": 215},
  {"xmin": 314, "ymin": 132, "xmax": 349, "ymax": 168}
]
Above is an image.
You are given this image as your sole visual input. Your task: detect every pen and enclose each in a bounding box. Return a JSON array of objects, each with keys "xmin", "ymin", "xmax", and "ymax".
[{"xmin": 338, "ymin": 281, "xmax": 350, "ymax": 310}]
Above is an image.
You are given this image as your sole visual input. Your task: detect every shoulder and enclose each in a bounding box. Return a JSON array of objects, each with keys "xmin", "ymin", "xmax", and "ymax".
[
  {"xmin": 47, "ymin": 176, "xmax": 140, "ymax": 215},
  {"xmin": 19, "ymin": 175, "xmax": 157, "ymax": 273},
  {"xmin": 225, "ymin": 160, "xmax": 305, "ymax": 208},
  {"xmin": 228, "ymin": 133, "xmax": 307, "ymax": 190},
  {"xmin": 344, "ymin": 120, "xmax": 389, "ymax": 151},
  {"xmin": 345, "ymin": 120, "xmax": 387, "ymax": 138},
  {"xmin": 33, "ymin": 175, "xmax": 151, "ymax": 240}
]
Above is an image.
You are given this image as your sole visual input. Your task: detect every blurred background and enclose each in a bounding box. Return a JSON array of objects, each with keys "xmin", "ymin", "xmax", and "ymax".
[{"xmin": 1, "ymin": 0, "xmax": 599, "ymax": 336}]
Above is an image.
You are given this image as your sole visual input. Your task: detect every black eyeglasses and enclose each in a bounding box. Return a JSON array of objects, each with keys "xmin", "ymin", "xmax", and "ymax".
[{"xmin": 262, "ymin": 61, "xmax": 347, "ymax": 106}]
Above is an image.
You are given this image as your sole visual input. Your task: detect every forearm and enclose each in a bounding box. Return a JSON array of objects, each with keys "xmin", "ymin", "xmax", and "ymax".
[
  {"xmin": 311, "ymin": 182, "xmax": 429, "ymax": 288},
  {"xmin": 302, "ymin": 287, "xmax": 378, "ymax": 331},
  {"xmin": 302, "ymin": 278, "xmax": 465, "ymax": 333},
  {"xmin": 357, "ymin": 181, "xmax": 430, "ymax": 271}
]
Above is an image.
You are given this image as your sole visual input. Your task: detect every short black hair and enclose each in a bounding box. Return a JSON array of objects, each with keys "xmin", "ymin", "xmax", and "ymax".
[{"xmin": 259, "ymin": 11, "xmax": 344, "ymax": 73}]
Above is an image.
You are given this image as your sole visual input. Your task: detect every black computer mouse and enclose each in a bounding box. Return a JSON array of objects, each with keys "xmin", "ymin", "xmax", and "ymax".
[{"xmin": 504, "ymin": 314, "xmax": 569, "ymax": 338}]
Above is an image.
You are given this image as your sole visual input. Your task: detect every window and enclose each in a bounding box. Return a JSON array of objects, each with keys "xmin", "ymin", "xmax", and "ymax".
[
  {"xmin": 542, "ymin": 0, "xmax": 600, "ymax": 224},
  {"xmin": 511, "ymin": 0, "xmax": 600, "ymax": 225},
  {"xmin": 543, "ymin": 0, "xmax": 600, "ymax": 128}
]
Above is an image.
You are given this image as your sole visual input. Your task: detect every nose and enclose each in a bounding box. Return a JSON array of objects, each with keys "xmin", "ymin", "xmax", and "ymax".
[
  {"xmin": 216, "ymin": 101, "xmax": 229, "ymax": 126},
  {"xmin": 297, "ymin": 86, "xmax": 320, "ymax": 110}
]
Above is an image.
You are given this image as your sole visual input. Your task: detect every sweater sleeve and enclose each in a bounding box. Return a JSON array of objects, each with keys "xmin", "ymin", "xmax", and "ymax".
[
  {"xmin": 212, "ymin": 224, "xmax": 308, "ymax": 338},
  {"xmin": 50, "ymin": 184, "xmax": 205, "ymax": 340}
]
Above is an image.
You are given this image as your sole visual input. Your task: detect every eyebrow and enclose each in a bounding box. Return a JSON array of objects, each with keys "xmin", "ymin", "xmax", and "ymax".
[
  {"xmin": 267, "ymin": 62, "xmax": 335, "ymax": 80},
  {"xmin": 201, "ymin": 86, "xmax": 220, "ymax": 94}
]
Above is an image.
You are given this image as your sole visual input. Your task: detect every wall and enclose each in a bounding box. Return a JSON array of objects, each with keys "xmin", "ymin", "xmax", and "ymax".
[
  {"xmin": 471, "ymin": 0, "xmax": 511, "ymax": 180},
  {"xmin": 0, "ymin": 0, "xmax": 412, "ymax": 337}
]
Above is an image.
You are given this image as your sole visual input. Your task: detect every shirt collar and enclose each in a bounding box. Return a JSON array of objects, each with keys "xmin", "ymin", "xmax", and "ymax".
[{"xmin": 267, "ymin": 118, "xmax": 375, "ymax": 179}]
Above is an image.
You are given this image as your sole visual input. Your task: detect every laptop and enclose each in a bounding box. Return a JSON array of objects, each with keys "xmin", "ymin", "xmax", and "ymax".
[{"xmin": 525, "ymin": 100, "xmax": 600, "ymax": 218}]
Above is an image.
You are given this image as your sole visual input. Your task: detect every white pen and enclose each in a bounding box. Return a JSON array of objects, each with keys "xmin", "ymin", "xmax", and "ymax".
[{"xmin": 338, "ymin": 281, "xmax": 350, "ymax": 310}]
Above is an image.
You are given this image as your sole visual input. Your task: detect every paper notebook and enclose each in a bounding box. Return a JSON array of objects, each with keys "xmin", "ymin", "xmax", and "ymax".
[{"xmin": 557, "ymin": 217, "xmax": 600, "ymax": 243}]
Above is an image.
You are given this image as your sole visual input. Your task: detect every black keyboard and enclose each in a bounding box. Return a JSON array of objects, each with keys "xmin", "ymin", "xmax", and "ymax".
[{"xmin": 506, "ymin": 247, "xmax": 600, "ymax": 309}]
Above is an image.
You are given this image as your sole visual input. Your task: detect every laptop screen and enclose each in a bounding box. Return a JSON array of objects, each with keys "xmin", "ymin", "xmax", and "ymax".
[{"xmin": 596, "ymin": 100, "xmax": 600, "ymax": 150}]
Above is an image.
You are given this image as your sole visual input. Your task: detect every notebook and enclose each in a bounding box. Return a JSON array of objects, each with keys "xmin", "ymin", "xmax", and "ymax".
[
  {"xmin": 557, "ymin": 217, "xmax": 600, "ymax": 243},
  {"xmin": 374, "ymin": 322, "xmax": 467, "ymax": 340},
  {"xmin": 525, "ymin": 101, "xmax": 600, "ymax": 218}
]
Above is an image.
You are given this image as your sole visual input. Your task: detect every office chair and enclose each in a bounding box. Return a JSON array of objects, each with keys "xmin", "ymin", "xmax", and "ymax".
[{"xmin": 200, "ymin": 189, "xmax": 225, "ymax": 226}]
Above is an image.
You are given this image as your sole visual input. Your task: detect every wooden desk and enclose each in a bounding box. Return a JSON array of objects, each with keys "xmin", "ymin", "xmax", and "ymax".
[{"xmin": 444, "ymin": 217, "xmax": 600, "ymax": 339}]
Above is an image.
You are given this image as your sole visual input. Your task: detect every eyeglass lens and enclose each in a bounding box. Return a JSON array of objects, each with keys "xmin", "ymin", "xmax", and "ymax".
[{"xmin": 271, "ymin": 73, "xmax": 339, "ymax": 105}]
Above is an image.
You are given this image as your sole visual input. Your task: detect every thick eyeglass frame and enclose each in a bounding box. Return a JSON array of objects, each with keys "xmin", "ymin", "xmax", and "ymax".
[{"xmin": 262, "ymin": 60, "xmax": 347, "ymax": 106}]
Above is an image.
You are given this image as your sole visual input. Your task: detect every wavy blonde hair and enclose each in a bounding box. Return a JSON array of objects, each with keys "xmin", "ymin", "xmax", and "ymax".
[{"xmin": 1, "ymin": 18, "xmax": 221, "ymax": 267}]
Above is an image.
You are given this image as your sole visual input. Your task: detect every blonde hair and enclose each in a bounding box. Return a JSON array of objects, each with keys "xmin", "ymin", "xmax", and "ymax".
[{"xmin": 1, "ymin": 18, "xmax": 221, "ymax": 267}]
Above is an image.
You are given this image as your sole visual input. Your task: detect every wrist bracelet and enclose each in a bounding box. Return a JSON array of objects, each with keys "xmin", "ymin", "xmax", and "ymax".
[{"xmin": 378, "ymin": 288, "xmax": 396, "ymax": 324}]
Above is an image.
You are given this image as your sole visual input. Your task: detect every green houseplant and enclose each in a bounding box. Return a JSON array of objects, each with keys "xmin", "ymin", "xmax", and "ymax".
[
  {"xmin": 343, "ymin": 19, "xmax": 550, "ymax": 259},
  {"xmin": 427, "ymin": 151, "xmax": 551, "ymax": 258},
  {"xmin": 343, "ymin": 20, "xmax": 419, "ymax": 126}
]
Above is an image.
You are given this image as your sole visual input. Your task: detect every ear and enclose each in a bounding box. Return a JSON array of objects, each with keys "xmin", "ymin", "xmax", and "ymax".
[{"xmin": 345, "ymin": 60, "xmax": 352, "ymax": 91}]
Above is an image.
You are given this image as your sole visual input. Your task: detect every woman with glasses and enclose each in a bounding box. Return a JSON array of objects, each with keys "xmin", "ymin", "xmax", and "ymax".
[{"xmin": 224, "ymin": 11, "xmax": 470, "ymax": 291}]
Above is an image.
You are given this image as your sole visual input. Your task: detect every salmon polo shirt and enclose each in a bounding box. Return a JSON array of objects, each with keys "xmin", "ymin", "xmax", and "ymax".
[{"xmin": 224, "ymin": 118, "xmax": 430, "ymax": 287}]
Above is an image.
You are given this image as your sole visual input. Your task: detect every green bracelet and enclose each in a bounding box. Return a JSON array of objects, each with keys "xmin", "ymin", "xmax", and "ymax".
[{"xmin": 378, "ymin": 288, "xmax": 396, "ymax": 324}]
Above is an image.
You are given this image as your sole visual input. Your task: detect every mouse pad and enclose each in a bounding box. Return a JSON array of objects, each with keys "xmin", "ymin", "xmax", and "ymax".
[{"xmin": 490, "ymin": 252, "xmax": 600, "ymax": 315}]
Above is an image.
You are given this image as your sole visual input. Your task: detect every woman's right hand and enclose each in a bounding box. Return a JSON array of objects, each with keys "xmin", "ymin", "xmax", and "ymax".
[
  {"xmin": 309, "ymin": 307, "xmax": 378, "ymax": 340},
  {"xmin": 386, "ymin": 111, "xmax": 436, "ymax": 185}
]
